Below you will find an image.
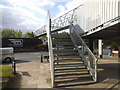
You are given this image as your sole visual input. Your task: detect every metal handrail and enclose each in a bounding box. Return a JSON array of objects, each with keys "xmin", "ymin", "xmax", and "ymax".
[
  {"xmin": 34, "ymin": 4, "xmax": 83, "ymax": 36},
  {"xmin": 46, "ymin": 11, "xmax": 55, "ymax": 87},
  {"xmin": 70, "ymin": 24, "xmax": 97, "ymax": 81}
]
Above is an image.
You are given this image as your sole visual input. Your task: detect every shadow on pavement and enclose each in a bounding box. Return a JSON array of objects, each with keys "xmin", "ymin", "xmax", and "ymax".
[
  {"xmin": 15, "ymin": 60, "xmax": 31, "ymax": 64},
  {"xmin": 1, "ymin": 60, "xmax": 31, "ymax": 65},
  {"xmin": 7, "ymin": 73, "xmax": 22, "ymax": 88},
  {"xmin": 97, "ymin": 63, "xmax": 119, "ymax": 83}
]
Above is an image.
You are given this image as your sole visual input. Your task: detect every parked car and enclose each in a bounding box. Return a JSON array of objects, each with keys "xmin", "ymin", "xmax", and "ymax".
[{"xmin": 0, "ymin": 47, "xmax": 15, "ymax": 63}]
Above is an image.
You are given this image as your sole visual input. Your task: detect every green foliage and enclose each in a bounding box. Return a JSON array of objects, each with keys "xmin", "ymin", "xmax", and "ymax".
[
  {"xmin": 0, "ymin": 29, "xmax": 36, "ymax": 38},
  {"xmin": 110, "ymin": 43, "xmax": 118, "ymax": 50},
  {"xmin": 0, "ymin": 65, "xmax": 13, "ymax": 78},
  {"xmin": 39, "ymin": 35, "xmax": 47, "ymax": 41},
  {"xmin": 37, "ymin": 43, "xmax": 48, "ymax": 51},
  {"xmin": 15, "ymin": 30, "xmax": 22, "ymax": 38},
  {"xmin": 23, "ymin": 31, "xmax": 35, "ymax": 38},
  {"xmin": 0, "ymin": 29, "xmax": 22, "ymax": 38}
]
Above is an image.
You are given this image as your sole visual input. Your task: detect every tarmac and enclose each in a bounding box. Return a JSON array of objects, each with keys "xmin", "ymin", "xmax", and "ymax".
[{"xmin": 8, "ymin": 53, "xmax": 120, "ymax": 89}]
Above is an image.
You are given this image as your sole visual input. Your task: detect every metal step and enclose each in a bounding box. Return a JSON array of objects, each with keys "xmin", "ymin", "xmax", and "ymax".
[
  {"xmin": 54, "ymin": 59, "xmax": 82, "ymax": 63},
  {"xmin": 55, "ymin": 65, "xmax": 86, "ymax": 70},
  {"xmin": 53, "ymin": 46, "xmax": 76, "ymax": 50},
  {"xmin": 55, "ymin": 71, "xmax": 89, "ymax": 75},
  {"xmin": 55, "ymin": 80, "xmax": 95, "ymax": 87},
  {"xmin": 54, "ymin": 53, "xmax": 78, "ymax": 56},
  {"xmin": 55, "ymin": 73, "xmax": 91, "ymax": 79},
  {"xmin": 54, "ymin": 61, "xmax": 83, "ymax": 64},
  {"xmin": 53, "ymin": 49, "xmax": 77, "ymax": 52},
  {"xmin": 55, "ymin": 55, "xmax": 80, "ymax": 59},
  {"xmin": 52, "ymin": 38, "xmax": 71, "ymax": 42},
  {"xmin": 52, "ymin": 34, "xmax": 70, "ymax": 39},
  {"xmin": 60, "ymin": 46, "xmax": 75, "ymax": 49},
  {"xmin": 54, "ymin": 63, "xmax": 84, "ymax": 67},
  {"xmin": 53, "ymin": 42, "xmax": 74, "ymax": 46},
  {"xmin": 54, "ymin": 61, "xmax": 83, "ymax": 65},
  {"xmin": 54, "ymin": 51, "xmax": 79, "ymax": 56},
  {"xmin": 55, "ymin": 68, "xmax": 88, "ymax": 73},
  {"xmin": 55, "ymin": 67, "xmax": 87, "ymax": 71},
  {"xmin": 55, "ymin": 75, "xmax": 92, "ymax": 83}
]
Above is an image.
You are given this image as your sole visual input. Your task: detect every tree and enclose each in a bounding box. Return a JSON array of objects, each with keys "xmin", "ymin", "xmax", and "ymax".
[
  {"xmin": 23, "ymin": 31, "xmax": 35, "ymax": 38},
  {"xmin": 15, "ymin": 30, "xmax": 22, "ymax": 38},
  {"xmin": 0, "ymin": 29, "xmax": 22, "ymax": 38},
  {"xmin": 110, "ymin": 43, "xmax": 118, "ymax": 51},
  {"xmin": 1, "ymin": 29, "xmax": 15, "ymax": 38},
  {"xmin": 39, "ymin": 35, "xmax": 47, "ymax": 41}
]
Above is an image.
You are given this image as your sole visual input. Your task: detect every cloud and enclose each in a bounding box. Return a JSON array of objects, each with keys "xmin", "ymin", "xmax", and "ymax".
[
  {"xmin": 0, "ymin": 0, "xmax": 87, "ymax": 33},
  {"xmin": 0, "ymin": 5, "xmax": 45, "ymax": 33},
  {"xmin": 56, "ymin": 5, "xmax": 66, "ymax": 17},
  {"xmin": 55, "ymin": 0, "xmax": 86, "ymax": 18},
  {"xmin": 65, "ymin": 0, "xmax": 86, "ymax": 10},
  {"xmin": 0, "ymin": 0, "xmax": 56, "ymax": 33},
  {"xmin": 1, "ymin": 0, "xmax": 55, "ymax": 16}
]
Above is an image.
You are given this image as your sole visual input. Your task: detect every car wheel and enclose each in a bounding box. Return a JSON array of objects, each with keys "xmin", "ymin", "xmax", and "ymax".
[{"xmin": 4, "ymin": 58, "xmax": 12, "ymax": 63}]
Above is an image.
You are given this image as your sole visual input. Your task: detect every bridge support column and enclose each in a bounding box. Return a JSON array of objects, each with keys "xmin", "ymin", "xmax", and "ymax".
[
  {"xmin": 88, "ymin": 39, "xmax": 94, "ymax": 52},
  {"xmin": 98, "ymin": 39, "xmax": 103, "ymax": 58}
]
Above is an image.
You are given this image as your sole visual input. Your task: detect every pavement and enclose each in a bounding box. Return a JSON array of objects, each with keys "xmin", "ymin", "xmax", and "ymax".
[
  {"xmin": 9, "ymin": 60, "xmax": 51, "ymax": 88},
  {"xmin": 7, "ymin": 53, "xmax": 120, "ymax": 89}
]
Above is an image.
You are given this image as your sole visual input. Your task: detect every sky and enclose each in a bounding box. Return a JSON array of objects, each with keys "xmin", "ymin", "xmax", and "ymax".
[{"xmin": 0, "ymin": 0, "xmax": 86, "ymax": 33}]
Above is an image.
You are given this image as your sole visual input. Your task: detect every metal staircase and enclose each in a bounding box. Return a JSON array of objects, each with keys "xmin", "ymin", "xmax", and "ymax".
[
  {"xmin": 35, "ymin": 0, "xmax": 119, "ymax": 87},
  {"xmin": 52, "ymin": 33, "xmax": 96, "ymax": 87},
  {"xmin": 46, "ymin": 11, "xmax": 97, "ymax": 87}
]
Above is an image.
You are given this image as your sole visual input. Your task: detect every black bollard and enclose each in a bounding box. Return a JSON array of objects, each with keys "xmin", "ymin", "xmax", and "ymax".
[
  {"xmin": 41, "ymin": 55, "xmax": 43, "ymax": 62},
  {"xmin": 12, "ymin": 60, "xmax": 16, "ymax": 75}
]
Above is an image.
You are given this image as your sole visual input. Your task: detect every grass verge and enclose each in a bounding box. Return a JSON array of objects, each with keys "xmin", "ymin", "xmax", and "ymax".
[{"xmin": 0, "ymin": 65, "xmax": 13, "ymax": 88}]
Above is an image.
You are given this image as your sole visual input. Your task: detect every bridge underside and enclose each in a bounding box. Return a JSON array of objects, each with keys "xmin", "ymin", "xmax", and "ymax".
[{"xmin": 83, "ymin": 22, "xmax": 120, "ymax": 39}]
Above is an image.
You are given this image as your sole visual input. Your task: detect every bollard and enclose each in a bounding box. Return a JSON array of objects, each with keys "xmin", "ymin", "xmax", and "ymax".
[
  {"xmin": 12, "ymin": 60, "xmax": 16, "ymax": 75},
  {"xmin": 41, "ymin": 55, "xmax": 43, "ymax": 62}
]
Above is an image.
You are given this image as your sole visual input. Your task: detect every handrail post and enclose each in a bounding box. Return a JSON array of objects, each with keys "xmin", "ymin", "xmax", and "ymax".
[{"xmin": 46, "ymin": 11, "xmax": 54, "ymax": 87}]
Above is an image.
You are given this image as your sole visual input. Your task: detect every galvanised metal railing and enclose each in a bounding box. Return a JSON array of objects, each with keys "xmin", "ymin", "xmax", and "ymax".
[
  {"xmin": 70, "ymin": 24, "xmax": 98, "ymax": 82},
  {"xmin": 46, "ymin": 11, "xmax": 55, "ymax": 87},
  {"xmin": 34, "ymin": 4, "xmax": 83, "ymax": 36}
]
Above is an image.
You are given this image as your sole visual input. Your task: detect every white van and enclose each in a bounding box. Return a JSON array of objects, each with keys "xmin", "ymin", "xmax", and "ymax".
[{"xmin": 0, "ymin": 47, "xmax": 15, "ymax": 63}]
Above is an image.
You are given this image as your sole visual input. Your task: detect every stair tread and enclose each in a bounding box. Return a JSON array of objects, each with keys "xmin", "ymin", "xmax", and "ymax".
[
  {"xmin": 55, "ymin": 71, "xmax": 89, "ymax": 75},
  {"xmin": 55, "ymin": 69, "xmax": 88, "ymax": 73},
  {"xmin": 52, "ymin": 39, "xmax": 71, "ymax": 42},
  {"xmin": 55, "ymin": 80, "xmax": 96, "ymax": 87},
  {"xmin": 55, "ymin": 62, "xmax": 83, "ymax": 65},
  {"xmin": 54, "ymin": 51, "xmax": 78, "ymax": 55},
  {"xmin": 55, "ymin": 78, "xmax": 92, "ymax": 82},
  {"xmin": 54, "ymin": 59, "xmax": 82, "ymax": 62},
  {"xmin": 55, "ymin": 55, "xmax": 80, "ymax": 58},
  {"xmin": 53, "ymin": 42, "xmax": 74, "ymax": 46},
  {"xmin": 55, "ymin": 63, "xmax": 84, "ymax": 67},
  {"xmin": 53, "ymin": 49, "xmax": 77, "ymax": 52},
  {"xmin": 52, "ymin": 34, "xmax": 70, "ymax": 39},
  {"xmin": 55, "ymin": 67, "xmax": 87, "ymax": 71},
  {"xmin": 55, "ymin": 73, "xmax": 91, "ymax": 79},
  {"xmin": 61, "ymin": 46, "xmax": 75, "ymax": 48}
]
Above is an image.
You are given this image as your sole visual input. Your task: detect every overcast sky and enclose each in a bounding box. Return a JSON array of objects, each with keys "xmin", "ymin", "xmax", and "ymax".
[{"xmin": 0, "ymin": 0, "xmax": 86, "ymax": 33}]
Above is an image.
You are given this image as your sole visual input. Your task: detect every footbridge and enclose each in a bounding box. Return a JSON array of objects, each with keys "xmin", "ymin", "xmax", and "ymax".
[
  {"xmin": 34, "ymin": 0, "xmax": 119, "ymax": 88},
  {"xmin": 34, "ymin": 0, "xmax": 119, "ymax": 39}
]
